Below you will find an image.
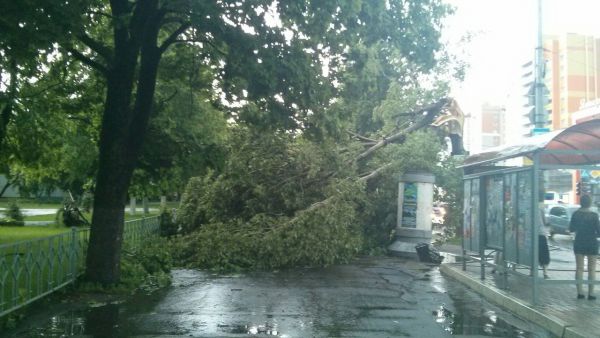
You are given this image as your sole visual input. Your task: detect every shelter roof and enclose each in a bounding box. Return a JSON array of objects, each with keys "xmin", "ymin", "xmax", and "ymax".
[{"xmin": 463, "ymin": 119, "xmax": 600, "ymax": 168}]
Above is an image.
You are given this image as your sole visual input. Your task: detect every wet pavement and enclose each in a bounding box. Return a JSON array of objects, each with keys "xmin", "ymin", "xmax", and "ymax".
[
  {"xmin": 3, "ymin": 256, "xmax": 556, "ymax": 337},
  {"xmin": 441, "ymin": 235, "xmax": 600, "ymax": 338}
]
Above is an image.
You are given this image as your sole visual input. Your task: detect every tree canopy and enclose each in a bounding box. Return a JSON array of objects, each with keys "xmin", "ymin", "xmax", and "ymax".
[{"xmin": 1, "ymin": 0, "xmax": 462, "ymax": 282}]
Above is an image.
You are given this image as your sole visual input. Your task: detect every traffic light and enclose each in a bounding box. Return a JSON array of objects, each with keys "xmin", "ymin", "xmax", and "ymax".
[{"xmin": 576, "ymin": 182, "xmax": 581, "ymax": 195}]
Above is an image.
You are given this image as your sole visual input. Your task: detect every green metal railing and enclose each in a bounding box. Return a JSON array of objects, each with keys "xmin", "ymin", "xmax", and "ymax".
[{"xmin": 0, "ymin": 215, "xmax": 160, "ymax": 318}]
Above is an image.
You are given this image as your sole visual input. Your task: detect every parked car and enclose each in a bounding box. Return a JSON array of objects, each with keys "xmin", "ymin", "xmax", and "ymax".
[{"xmin": 545, "ymin": 204, "xmax": 580, "ymax": 238}]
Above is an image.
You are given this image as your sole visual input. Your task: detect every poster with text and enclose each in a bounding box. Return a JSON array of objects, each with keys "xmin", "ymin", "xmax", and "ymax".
[
  {"xmin": 463, "ymin": 180, "xmax": 472, "ymax": 251},
  {"xmin": 485, "ymin": 175, "xmax": 504, "ymax": 249},
  {"xmin": 504, "ymin": 173, "xmax": 518, "ymax": 263},
  {"xmin": 470, "ymin": 179, "xmax": 481, "ymax": 252},
  {"xmin": 517, "ymin": 171, "xmax": 533, "ymax": 266},
  {"xmin": 401, "ymin": 182, "xmax": 418, "ymax": 228}
]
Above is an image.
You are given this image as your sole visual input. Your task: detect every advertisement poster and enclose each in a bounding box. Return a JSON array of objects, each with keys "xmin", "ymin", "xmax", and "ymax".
[
  {"xmin": 402, "ymin": 182, "xmax": 418, "ymax": 228},
  {"xmin": 485, "ymin": 176, "xmax": 504, "ymax": 249},
  {"xmin": 504, "ymin": 173, "xmax": 518, "ymax": 263},
  {"xmin": 463, "ymin": 180, "xmax": 472, "ymax": 250},
  {"xmin": 470, "ymin": 179, "xmax": 481, "ymax": 252},
  {"xmin": 517, "ymin": 171, "xmax": 533, "ymax": 266}
]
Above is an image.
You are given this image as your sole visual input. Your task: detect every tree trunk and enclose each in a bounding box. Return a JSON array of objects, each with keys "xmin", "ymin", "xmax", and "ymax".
[
  {"xmin": 143, "ymin": 197, "xmax": 149, "ymax": 215},
  {"xmin": 85, "ymin": 79, "xmax": 137, "ymax": 284},
  {"xmin": 129, "ymin": 197, "xmax": 137, "ymax": 215},
  {"xmin": 160, "ymin": 195, "xmax": 167, "ymax": 209},
  {"xmin": 0, "ymin": 180, "xmax": 11, "ymax": 198},
  {"xmin": 84, "ymin": 0, "xmax": 163, "ymax": 285}
]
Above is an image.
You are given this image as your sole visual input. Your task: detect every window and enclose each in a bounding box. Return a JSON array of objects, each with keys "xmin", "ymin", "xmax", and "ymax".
[{"xmin": 550, "ymin": 207, "xmax": 567, "ymax": 217}]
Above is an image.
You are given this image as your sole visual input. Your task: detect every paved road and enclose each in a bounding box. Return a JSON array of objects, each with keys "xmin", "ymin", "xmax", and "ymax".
[{"xmin": 4, "ymin": 257, "xmax": 555, "ymax": 337}]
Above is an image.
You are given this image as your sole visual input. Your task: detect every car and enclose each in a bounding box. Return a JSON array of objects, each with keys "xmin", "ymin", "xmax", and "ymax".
[{"xmin": 545, "ymin": 204, "xmax": 580, "ymax": 238}]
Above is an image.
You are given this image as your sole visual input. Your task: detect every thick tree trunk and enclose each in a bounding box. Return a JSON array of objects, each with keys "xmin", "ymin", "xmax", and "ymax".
[
  {"xmin": 85, "ymin": 80, "xmax": 137, "ymax": 284},
  {"xmin": 0, "ymin": 180, "xmax": 12, "ymax": 198},
  {"xmin": 84, "ymin": 0, "xmax": 163, "ymax": 285},
  {"xmin": 85, "ymin": 159, "xmax": 131, "ymax": 284}
]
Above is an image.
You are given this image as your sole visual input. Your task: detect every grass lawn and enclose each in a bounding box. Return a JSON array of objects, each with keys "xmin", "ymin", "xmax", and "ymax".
[
  {"xmin": 23, "ymin": 211, "xmax": 160, "ymax": 223},
  {"xmin": 445, "ymin": 236, "xmax": 462, "ymax": 246},
  {"xmin": 0, "ymin": 213, "xmax": 159, "ymax": 245},
  {"xmin": 0, "ymin": 198, "xmax": 61, "ymax": 209},
  {"xmin": 0, "ymin": 227, "xmax": 70, "ymax": 245},
  {"xmin": 0, "ymin": 213, "xmax": 160, "ymax": 316}
]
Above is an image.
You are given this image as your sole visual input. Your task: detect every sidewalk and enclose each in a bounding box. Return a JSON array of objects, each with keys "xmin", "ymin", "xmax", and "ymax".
[{"xmin": 439, "ymin": 243, "xmax": 600, "ymax": 338}]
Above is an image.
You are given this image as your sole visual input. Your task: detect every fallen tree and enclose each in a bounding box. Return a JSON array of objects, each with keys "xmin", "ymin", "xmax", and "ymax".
[{"xmin": 175, "ymin": 98, "xmax": 464, "ymax": 271}]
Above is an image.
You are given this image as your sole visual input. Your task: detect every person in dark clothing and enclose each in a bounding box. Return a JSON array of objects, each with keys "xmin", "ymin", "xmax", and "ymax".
[
  {"xmin": 569, "ymin": 195, "xmax": 600, "ymax": 300},
  {"xmin": 538, "ymin": 204, "xmax": 550, "ymax": 278}
]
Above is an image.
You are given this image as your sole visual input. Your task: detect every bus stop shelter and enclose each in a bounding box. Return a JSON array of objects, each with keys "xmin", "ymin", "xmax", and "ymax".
[{"xmin": 461, "ymin": 119, "xmax": 600, "ymax": 304}]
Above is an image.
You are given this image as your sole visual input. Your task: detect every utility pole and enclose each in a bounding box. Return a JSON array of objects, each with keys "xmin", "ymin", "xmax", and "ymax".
[{"xmin": 533, "ymin": 0, "xmax": 549, "ymax": 134}]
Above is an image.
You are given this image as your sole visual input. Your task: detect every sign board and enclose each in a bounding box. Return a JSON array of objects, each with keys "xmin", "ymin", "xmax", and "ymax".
[
  {"xmin": 516, "ymin": 171, "xmax": 533, "ymax": 266},
  {"xmin": 401, "ymin": 182, "xmax": 418, "ymax": 228},
  {"xmin": 463, "ymin": 178, "xmax": 481, "ymax": 252},
  {"xmin": 504, "ymin": 173, "xmax": 518, "ymax": 263},
  {"xmin": 485, "ymin": 176, "xmax": 504, "ymax": 249}
]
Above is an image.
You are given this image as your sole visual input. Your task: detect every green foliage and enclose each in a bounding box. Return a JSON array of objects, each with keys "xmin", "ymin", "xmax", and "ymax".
[
  {"xmin": 178, "ymin": 128, "xmax": 357, "ymax": 234},
  {"xmin": 5, "ymin": 201, "xmax": 24, "ymax": 222},
  {"xmin": 159, "ymin": 209, "xmax": 179, "ymax": 237},
  {"xmin": 175, "ymin": 179, "xmax": 365, "ymax": 271},
  {"xmin": 79, "ymin": 237, "xmax": 173, "ymax": 294},
  {"xmin": 432, "ymin": 155, "xmax": 464, "ymax": 238},
  {"xmin": 120, "ymin": 238, "xmax": 173, "ymax": 293},
  {"xmin": 1, "ymin": 0, "xmax": 462, "ymax": 280},
  {"xmin": 357, "ymin": 131, "xmax": 446, "ymax": 250}
]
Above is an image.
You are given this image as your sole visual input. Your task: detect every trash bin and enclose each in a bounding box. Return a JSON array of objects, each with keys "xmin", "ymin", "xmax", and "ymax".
[{"xmin": 415, "ymin": 243, "xmax": 444, "ymax": 264}]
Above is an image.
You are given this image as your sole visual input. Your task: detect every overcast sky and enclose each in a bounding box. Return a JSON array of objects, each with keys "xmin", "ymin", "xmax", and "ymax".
[{"xmin": 443, "ymin": 0, "xmax": 600, "ymax": 150}]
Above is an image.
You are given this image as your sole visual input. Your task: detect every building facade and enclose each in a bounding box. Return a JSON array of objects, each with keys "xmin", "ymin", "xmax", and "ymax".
[
  {"xmin": 544, "ymin": 33, "xmax": 600, "ymax": 129},
  {"xmin": 480, "ymin": 103, "xmax": 506, "ymax": 150}
]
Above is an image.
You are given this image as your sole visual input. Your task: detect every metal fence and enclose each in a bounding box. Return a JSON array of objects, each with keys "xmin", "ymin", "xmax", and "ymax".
[{"xmin": 0, "ymin": 215, "xmax": 160, "ymax": 318}]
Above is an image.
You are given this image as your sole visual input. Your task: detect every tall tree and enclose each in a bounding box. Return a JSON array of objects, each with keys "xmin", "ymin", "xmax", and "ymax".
[{"xmin": 5, "ymin": 0, "xmax": 452, "ymax": 284}]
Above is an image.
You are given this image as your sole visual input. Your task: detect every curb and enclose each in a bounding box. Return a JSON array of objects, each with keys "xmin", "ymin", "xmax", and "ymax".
[{"xmin": 440, "ymin": 264, "xmax": 583, "ymax": 338}]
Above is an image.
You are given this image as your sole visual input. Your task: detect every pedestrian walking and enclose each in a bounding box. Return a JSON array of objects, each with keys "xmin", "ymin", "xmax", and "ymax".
[
  {"xmin": 538, "ymin": 205, "xmax": 550, "ymax": 279},
  {"xmin": 569, "ymin": 195, "xmax": 600, "ymax": 300}
]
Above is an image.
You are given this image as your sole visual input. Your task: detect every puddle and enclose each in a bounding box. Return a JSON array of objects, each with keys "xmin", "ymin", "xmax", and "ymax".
[
  {"xmin": 4, "ymin": 266, "xmax": 556, "ymax": 338},
  {"xmin": 426, "ymin": 268, "xmax": 555, "ymax": 337},
  {"xmin": 432, "ymin": 304, "xmax": 551, "ymax": 337},
  {"xmin": 219, "ymin": 323, "xmax": 279, "ymax": 335},
  {"xmin": 21, "ymin": 304, "xmax": 121, "ymax": 338}
]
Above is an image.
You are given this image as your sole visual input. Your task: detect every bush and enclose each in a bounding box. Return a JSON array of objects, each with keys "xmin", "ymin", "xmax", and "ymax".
[
  {"xmin": 0, "ymin": 220, "xmax": 25, "ymax": 226},
  {"xmin": 119, "ymin": 237, "xmax": 173, "ymax": 293},
  {"xmin": 6, "ymin": 201, "xmax": 24, "ymax": 222},
  {"xmin": 177, "ymin": 129, "xmax": 357, "ymax": 235},
  {"xmin": 77, "ymin": 237, "xmax": 173, "ymax": 294},
  {"xmin": 159, "ymin": 209, "xmax": 179, "ymax": 237},
  {"xmin": 175, "ymin": 180, "xmax": 365, "ymax": 272}
]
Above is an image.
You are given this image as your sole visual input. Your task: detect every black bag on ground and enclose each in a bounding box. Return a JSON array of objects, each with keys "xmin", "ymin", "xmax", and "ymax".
[{"xmin": 415, "ymin": 243, "xmax": 444, "ymax": 264}]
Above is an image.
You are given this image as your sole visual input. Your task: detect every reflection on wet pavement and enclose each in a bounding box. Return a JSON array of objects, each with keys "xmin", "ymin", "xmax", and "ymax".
[{"xmin": 3, "ymin": 257, "xmax": 556, "ymax": 338}]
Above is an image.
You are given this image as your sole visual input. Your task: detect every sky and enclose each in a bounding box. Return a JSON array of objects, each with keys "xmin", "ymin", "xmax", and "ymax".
[{"xmin": 443, "ymin": 0, "xmax": 600, "ymax": 151}]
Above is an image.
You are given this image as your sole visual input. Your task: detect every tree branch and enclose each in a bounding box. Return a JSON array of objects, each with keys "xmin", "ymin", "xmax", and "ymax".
[
  {"xmin": 170, "ymin": 38, "xmax": 228, "ymax": 56},
  {"xmin": 78, "ymin": 32, "xmax": 112, "ymax": 61},
  {"xmin": 346, "ymin": 130, "xmax": 377, "ymax": 143},
  {"xmin": 66, "ymin": 48, "xmax": 108, "ymax": 75},
  {"xmin": 155, "ymin": 88, "xmax": 178, "ymax": 111},
  {"xmin": 17, "ymin": 83, "xmax": 62, "ymax": 99},
  {"xmin": 355, "ymin": 98, "xmax": 449, "ymax": 162},
  {"xmin": 358, "ymin": 163, "xmax": 393, "ymax": 182},
  {"xmin": 159, "ymin": 22, "xmax": 191, "ymax": 53},
  {"xmin": 87, "ymin": 9, "xmax": 114, "ymax": 19}
]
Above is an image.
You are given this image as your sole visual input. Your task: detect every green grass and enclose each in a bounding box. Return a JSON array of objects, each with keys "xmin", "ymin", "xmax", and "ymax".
[
  {"xmin": 445, "ymin": 236, "xmax": 462, "ymax": 246},
  {"xmin": 21, "ymin": 211, "xmax": 159, "ymax": 223},
  {"xmin": 0, "ymin": 198, "xmax": 61, "ymax": 209},
  {"xmin": 0, "ymin": 228, "xmax": 89, "ymax": 316},
  {"xmin": 0, "ymin": 215, "xmax": 160, "ymax": 317},
  {"xmin": 0, "ymin": 213, "xmax": 159, "ymax": 245},
  {"xmin": 0, "ymin": 227, "xmax": 70, "ymax": 245}
]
